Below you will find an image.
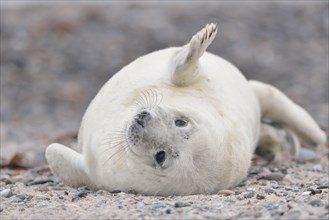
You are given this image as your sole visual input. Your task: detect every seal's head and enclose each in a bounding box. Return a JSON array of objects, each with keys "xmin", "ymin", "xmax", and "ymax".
[
  {"xmin": 128, "ymin": 106, "xmax": 190, "ymax": 169},
  {"xmin": 116, "ymin": 87, "xmax": 230, "ymax": 195}
]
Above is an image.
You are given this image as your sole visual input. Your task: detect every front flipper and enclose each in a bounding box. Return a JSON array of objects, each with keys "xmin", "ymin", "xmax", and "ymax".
[
  {"xmin": 46, "ymin": 143, "xmax": 92, "ymax": 187},
  {"xmin": 171, "ymin": 23, "xmax": 218, "ymax": 86},
  {"xmin": 249, "ymin": 80, "xmax": 326, "ymax": 146}
]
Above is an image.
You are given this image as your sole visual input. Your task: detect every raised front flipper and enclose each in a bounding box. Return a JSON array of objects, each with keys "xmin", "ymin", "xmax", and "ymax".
[
  {"xmin": 46, "ymin": 143, "xmax": 93, "ymax": 188},
  {"xmin": 249, "ymin": 80, "xmax": 326, "ymax": 147},
  {"xmin": 171, "ymin": 23, "xmax": 218, "ymax": 86}
]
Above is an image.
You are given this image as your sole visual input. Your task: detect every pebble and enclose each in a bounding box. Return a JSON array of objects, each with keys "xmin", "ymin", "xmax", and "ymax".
[
  {"xmin": 165, "ymin": 208, "xmax": 172, "ymax": 214},
  {"xmin": 242, "ymin": 191, "xmax": 255, "ymax": 199},
  {"xmin": 36, "ymin": 195, "xmax": 50, "ymax": 200},
  {"xmin": 0, "ymin": 189, "xmax": 13, "ymax": 198},
  {"xmin": 271, "ymin": 181, "xmax": 280, "ymax": 189},
  {"xmin": 72, "ymin": 191, "xmax": 89, "ymax": 202},
  {"xmin": 152, "ymin": 203, "xmax": 167, "ymax": 209},
  {"xmin": 218, "ymin": 190, "xmax": 235, "ymax": 195},
  {"xmin": 286, "ymin": 210, "xmax": 301, "ymax": 220},
  {"xmin": 285, "ymin": 186, "xmax": 293, "ymax": 191},
  {"xmin": 174, "ymin": 202, "xmax": 191, "ymax": 208},
  {"xmin": 27, "ymin": 179, "xmax": 54, "ymax": 186},
  {"xmin": 275, "ymin": 191, "xmax": 288, "ymax": 197},
  {"xmin": 50, "ymin": 187, "xmax": 66, "ymax": 191},
  {"xmin": 298, "ymin": 148, "xmax": 318, "ymax": 162},
  {"xmin": 36, "ymin": 187, "xmax": 49, "ymax": 192},
  {"xmin": 306, "ymin": 188, "xmax": 322, "ymax": 195},
  {"xmin": 249, "ymin": 166, "xmax": 263, "ymax": 175},
  {"xmin": 309, "ymin": 199, "xmax": 322, "ymax": 207},
  {"xmin": 316, "ymin": 185, "xmax": 328, "ymax": 189},
  {"xmin": 292, "ymin": 185, "xmax": 300, "ymax": 192},
  {"xmin": 265, "ymin": 188, "xmax": 274, "ymax": 194},
  {"xmin": 256, "ymin": 194, "xmax": 265, "ymax": 200},
  {"xmin": 16, "ymin": 194, "xmax": 27, "ymax": 200},
  {"xmin": 312, "ymin": 164, "xmax": 322, "ymax": 172},
  {"xmin": 260, "ymin": 173, "xmax": 285, "ymax": 181},
  {"xmin": 302, "ymin": 191, "xmax": 311, "ymax": 196},
  {"xmin": 0, "ymin": 175, "xmax": 12, "ymax": 184},
  {"xmin": 283, "ymin": 175, "xmax": 294, "ymax": 183}
]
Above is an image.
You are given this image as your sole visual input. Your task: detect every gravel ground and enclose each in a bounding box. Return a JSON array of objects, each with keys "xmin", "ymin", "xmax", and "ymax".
[
  {"xmin": 1, "ymin": 2, "xmax": 328, "ymax": 219},
  {"xmin": 1, "ymin": 155, "xmax": 328, "ymax": 219}
]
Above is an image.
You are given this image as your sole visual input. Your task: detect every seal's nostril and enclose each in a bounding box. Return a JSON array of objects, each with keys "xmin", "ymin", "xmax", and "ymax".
[
  {"xmin": 139, "ymin": 111, "xmax": 150, "ymax": 119},
  {"xmin": 135, "ymin": 110, "xmax": 151, "ymax": 128}
]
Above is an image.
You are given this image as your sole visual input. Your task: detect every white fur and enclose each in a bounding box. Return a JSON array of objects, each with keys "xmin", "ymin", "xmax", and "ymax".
[{"xmin": 46, "ymin": 23, "xmax": 326, "ymax": 196}]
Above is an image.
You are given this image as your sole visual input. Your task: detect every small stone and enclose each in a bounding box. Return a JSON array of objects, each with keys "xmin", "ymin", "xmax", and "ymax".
[
  {"xmin": 292, "ymin": 185, "xmax": 300, "ymax": 192},
  {"xmin": 242, "ymin": 191, "xmax": 255, "ymax": 199},
  {"xmin": 307, "ymin": 188, "xmax": 322, "ymax": 195},
  {"xmin": 249, "ymin": 166, "xmax": 263, "ymax": 175},
  {"xmin": 275, "ymin": 191, "xmax": 288, "ymax": 197},
  {"xmin": 165, "ymin": 208, "xmax": 171, "ymax": 214},
  {"xmin": 271, "ymin": 181, "xmax": 280, "ymax": 189},
  {"xmin": 153, "ymin": 203, "xmax": 166, "ymax": 209},
  {"xmin": 110, "ymin": 190, "xmax": 121, "ymax": 194},
  {"xmin": 0, "ymin": 175, "xmax": 12, "ymax": 184},
  {"xmin": 312, "ymin": 164, "xmax": 322, "ymax": 172},
  {"xmin": 78, "ymin": 191, "xmax": 88, "ymax": 197},
  {"xmin": 72, "ymin": 191, "xmax": 88, "ymax": 201},
  {"xmin": 317, "ymin": 185, "xmax": 329, "ymax": 189},
  {"xmin": 35, "ymin": 187, "xmax": 49, "ymax": 192},
  {"xmin": 27, "ymin": 179, "xmax": 54, "ymax": 186},
  {"xmin": 285, "ymin": 186, "xmax": 292, "ymax": 191},
  {"xmin": 246, "ymin": 187, "xmax": 255, "ymax": 191},
  {"xmin": 283, "ymin": 175, "xmax": 294, "ymax": 183},
  {"xmin": 174, "ymin": 201, "xmax": 191, "ymax": 208},
  {"xmin": 0, "ymin": 189, "xmax": 13, "ymax": 198},
  {"xmin": 302, "ymin": 191, "xmax": 311, "ymax": 196},
  {"xmin": 218, "ymin": 190, "xmax": 235, "ymax": 195},
  {"xmin": 256, "ymin": 194, "xmax": 265, "ymax": 200},
  {"xmin": 16, "ymin": 194, "xmax": 27, "ymax": 200},
  {"xmin": 309, "ymin": 199, "xmax": 322, "ymax": 207},
  {"xmin": 261, "ymin": 173, "xmax": 285, "ymax": 181},
  {"xmin": 96, "ymin": 190, "xmax": 108, "ymax": 195},
  {"xmin": 286, "ymin": 210, "xmax": 301, "ymax": 220},
  {"xmin": 298, "ymin": 148, "xmax": 318, "ymax": 162},
  {"xmin": 265, "ymin": 188, "xmax": 274, "ymax": 194}
]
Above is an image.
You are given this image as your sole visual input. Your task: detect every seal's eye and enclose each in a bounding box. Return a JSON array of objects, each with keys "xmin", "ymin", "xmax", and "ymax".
[
  {"xmin": 155, "ymin": 151, "xmax": 166, "ymax": 165},
  {"xmin": 175, "ymin": 119, "xmax": 188, "ymax": 127}
]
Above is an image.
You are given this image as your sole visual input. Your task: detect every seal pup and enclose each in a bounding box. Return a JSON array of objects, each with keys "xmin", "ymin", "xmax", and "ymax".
[{"xmin": 46, "ymin": 23, "xmax": 326, "ymax": 196}]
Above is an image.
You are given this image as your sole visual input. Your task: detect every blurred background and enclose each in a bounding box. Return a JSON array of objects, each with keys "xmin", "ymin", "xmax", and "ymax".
[{"xmin": 1, "ymin": 1, "xmax": 328, "ymax": 163}]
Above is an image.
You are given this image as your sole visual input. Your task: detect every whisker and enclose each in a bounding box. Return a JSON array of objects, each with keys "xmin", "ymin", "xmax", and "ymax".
[
  {"xmin": 140, "ymin": 91, "xmax": 149, "ymax": 109},
  {"xmin": 151, "ymin": 89, "xmax": 157, "ymax": 108},
  {"xmin": 111, "ymin": 144, "xmax": 130, "ymax": 167},
  {"xmin": 102, "ymin": 145, "xmax": 126, "ymax": 166}
]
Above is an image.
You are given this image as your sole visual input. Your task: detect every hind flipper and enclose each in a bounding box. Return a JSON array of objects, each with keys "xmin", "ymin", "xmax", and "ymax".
[
  {"xmin": 256, "ymin": 123, "xmax": 301, "ymax": 164},
  {"xmin": 171, "ymin": 23, "xmax": 218, "ymax": 86},
  {"xmin": 249, "ymin": 80, "xmax": 326, "ymax": 146},
  {"xmin": 46, "ymin": 143, "xmax": 92, "ymax": 187}
]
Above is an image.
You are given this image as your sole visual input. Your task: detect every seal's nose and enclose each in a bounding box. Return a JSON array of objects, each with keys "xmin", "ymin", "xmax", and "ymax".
[{"xmin": 135, "ymin": 110, "xmax": 151, "ymax": 128}]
